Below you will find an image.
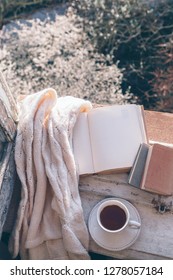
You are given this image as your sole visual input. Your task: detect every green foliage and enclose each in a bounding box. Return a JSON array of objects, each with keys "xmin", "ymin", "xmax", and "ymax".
[{"xmin": 72, "ymin": 0, "xmax": 173, "ymax": 110}]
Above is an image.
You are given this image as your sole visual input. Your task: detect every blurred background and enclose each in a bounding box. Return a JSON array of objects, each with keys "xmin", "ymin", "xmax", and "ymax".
[{"xmin": 0, "ymin": 0, "xmax": 173, "ymax": 112}]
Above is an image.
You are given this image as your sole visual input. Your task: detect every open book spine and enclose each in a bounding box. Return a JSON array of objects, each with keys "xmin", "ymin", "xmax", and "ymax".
[{"xmin": 72, "ymin": 112, "xmax": 95, "ymax": 175}]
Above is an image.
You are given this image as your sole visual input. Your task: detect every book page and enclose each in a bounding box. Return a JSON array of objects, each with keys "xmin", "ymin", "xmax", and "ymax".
[
  {"xmin": 72, "ymin": 112, "xmax": 94, "ymax": 175},
  {"xmin": 87, "ymin": 105, "xmax": 147, "ymax": 173}
]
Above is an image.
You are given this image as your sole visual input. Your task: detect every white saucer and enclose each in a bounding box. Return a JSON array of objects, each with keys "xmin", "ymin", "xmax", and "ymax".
[{"xmin": 88, "ymin": 198, "xmax": 141, "ymax": 251}]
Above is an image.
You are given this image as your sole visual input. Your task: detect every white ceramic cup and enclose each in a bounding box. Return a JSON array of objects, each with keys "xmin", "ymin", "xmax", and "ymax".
[{"xmin": 97, "ymin": 200, "xmax": 141, "ymax": 233}]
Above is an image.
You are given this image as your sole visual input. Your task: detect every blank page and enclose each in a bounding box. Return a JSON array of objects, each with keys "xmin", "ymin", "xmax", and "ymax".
[
  {"xmin": 88, "ymin": 105, "xmax": 147, "ymax": 173},
  {"xmin": 73, "ymin": 113, "xmax": 94, "ymax": 175}
]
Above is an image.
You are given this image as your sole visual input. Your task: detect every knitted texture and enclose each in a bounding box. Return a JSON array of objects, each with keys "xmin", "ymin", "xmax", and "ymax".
[{"xmin": 9, "ymin": 89, "xmax": 92, "ymax": 259}]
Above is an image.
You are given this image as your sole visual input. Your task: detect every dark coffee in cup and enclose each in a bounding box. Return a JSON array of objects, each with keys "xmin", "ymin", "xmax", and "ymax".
[{"xmin": 100, "ymin": 205, "xmax": 127, "ymax": 231}]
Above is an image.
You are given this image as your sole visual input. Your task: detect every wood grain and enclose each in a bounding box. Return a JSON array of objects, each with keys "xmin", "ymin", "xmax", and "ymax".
[
  {"xmin": 79, "ymin": 110, "xmax": 173, "ymax": 259},
  {"xmin": 0, "ymin": 72, "xmax": 17, "ymax": 238},
  {"xmin": 80, "ymin": 173, "xmax": 173, "ymax": 259}
]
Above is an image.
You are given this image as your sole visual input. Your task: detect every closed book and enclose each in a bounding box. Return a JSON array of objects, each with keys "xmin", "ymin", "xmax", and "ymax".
[
  {"xmin": 128, "ymin": 143, "xmax": 149, "ymax": 188},
  {"xmin": 141, "ymin": 143, "xmax": 173, "ymax": 195}
]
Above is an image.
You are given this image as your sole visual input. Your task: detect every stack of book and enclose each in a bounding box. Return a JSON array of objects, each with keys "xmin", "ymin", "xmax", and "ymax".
[
  {"xmin": 73, "ymin": 104, "xmax": 173, "ymax": 196},
  {"xmin": 128, "ymin": 110, "xmax": 173, "ymax": 196}
]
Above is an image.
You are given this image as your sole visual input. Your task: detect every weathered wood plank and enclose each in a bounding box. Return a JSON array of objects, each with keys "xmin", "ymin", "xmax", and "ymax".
[
  {"xmin": 144, "ymin": 110, "xmax": 173, "ymax": 145},
  {"xmin": 79, "ymin": 173, "xmax": 173, "ymax": 259},
  {"xmin": 0, "ymin": 72, "xmax": 18, "ymax": 123},
  {"xmin": 0, "ymin": 142, "xmax": 12, "ymax": 190},
  {"xmin": 0, "ymin": 99, "xmax": 17, "ymax": 142},
  {"xmin": 0, "ymin": 72, "xmax": 17, "ymax": 238},
  {"xmin": 0, "ymin": 142, "xmax": 16, "ymax": 238},
  {"xmin": 0, "ymin": 72, "xmax": 17, "ymax": 142},
  {"xmin": 79, "ymin": 109, "xmax": 173, "ymax": 259}
]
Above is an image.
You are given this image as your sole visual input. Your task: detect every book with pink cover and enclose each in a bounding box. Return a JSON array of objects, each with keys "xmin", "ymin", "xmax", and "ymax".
[
  {"xmin": 73, "ymin": 104, "xmax": 148, "ymax": 175},
  {"xmin": 129, "ymin": 142, "xmax": 173, "ymax": 195},
  {"xmin": 141, "ymin": 143, "xmax": 173, "ymax": 195}
]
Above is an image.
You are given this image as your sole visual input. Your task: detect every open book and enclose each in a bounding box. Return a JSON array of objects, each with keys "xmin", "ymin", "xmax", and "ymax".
[{"xmin": 73, "ymin": 104, "xmax": 148, "ymax": 175}]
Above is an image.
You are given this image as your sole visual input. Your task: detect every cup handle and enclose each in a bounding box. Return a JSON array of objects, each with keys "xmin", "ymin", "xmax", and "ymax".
[{"xmin": 129, "ymin": 220, "xmax": 141, "ymax": 229}]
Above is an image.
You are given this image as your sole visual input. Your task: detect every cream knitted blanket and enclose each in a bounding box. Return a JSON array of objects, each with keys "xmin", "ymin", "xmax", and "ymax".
[{"xmin": 9, "ymin": 88, "xmax": 92, "ymax": 260}]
